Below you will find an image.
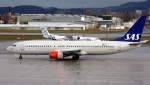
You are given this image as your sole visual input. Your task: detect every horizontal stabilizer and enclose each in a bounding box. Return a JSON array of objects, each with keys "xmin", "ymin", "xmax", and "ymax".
[{"xmin": 129, "ymin": 40, "xmax": 149, "ymax": 46}]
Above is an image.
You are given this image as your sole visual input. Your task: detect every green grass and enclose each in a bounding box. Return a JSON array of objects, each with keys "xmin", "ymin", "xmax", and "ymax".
[{"xmin": 0, "ymin": 35, "xmax": 44, "ymax": 40}]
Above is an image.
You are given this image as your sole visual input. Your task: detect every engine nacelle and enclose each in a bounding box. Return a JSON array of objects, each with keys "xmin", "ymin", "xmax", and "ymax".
[{"xmin": 49, "ymin": 51, "xmax": 63, "ymax": 59}]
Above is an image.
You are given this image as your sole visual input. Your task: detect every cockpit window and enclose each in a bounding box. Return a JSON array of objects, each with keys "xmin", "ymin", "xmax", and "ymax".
[{"xmin": 12, "ymin": 44, "xmax": 16, "ymax": 46}]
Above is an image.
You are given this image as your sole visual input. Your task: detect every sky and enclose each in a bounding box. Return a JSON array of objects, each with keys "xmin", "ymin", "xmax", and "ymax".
[{"xmin": 0, "ymin": 0, "xmax": 146, "ymax": 8}]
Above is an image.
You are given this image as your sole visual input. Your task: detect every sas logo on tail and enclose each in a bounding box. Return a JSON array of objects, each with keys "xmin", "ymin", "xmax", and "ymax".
[{"xmin": 124, "ymin": 34, "xmax": 141, "ymax": 40}]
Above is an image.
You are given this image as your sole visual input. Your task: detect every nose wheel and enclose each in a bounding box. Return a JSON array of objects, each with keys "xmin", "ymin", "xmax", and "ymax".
[{"xmin": 19, "ymin": 54, "xmax": 23, "ymax": 59}]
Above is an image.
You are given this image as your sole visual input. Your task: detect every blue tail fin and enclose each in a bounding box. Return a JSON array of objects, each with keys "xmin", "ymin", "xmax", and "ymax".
[{"xmin": 115, "ymin": 16, "xmax": 146, "ymax": 42}]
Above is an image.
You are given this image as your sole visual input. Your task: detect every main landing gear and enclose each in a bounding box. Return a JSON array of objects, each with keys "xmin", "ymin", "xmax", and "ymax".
[
  {"xmin": 72, "ymin": 54, "xmax": 79, "ymax": 60},
  {"xmin": 19, "ymin": 54, "xmax": 23, "ymax": 59}
]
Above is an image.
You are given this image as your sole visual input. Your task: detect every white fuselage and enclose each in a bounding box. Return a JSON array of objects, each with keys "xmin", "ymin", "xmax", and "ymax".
[{"xmin": 7, "ymin": 40, "xmax": 137, "ymax": 55}]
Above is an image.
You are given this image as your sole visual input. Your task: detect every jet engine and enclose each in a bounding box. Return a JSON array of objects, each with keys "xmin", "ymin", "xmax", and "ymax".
[{"xmin": 49, "ymin": 51, "xmax": 63, "ymax": 59}]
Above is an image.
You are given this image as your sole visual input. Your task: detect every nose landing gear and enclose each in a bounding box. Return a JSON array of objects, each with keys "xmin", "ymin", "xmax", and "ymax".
[{"xmin": 19, "ymin": 54, "xmax": 22, "ymax": 59}]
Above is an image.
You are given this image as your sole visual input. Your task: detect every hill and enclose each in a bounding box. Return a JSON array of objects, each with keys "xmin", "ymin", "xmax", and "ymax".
[{"xmin": 0, "ymin": 0, "xmax": 150, "ymax": 15}]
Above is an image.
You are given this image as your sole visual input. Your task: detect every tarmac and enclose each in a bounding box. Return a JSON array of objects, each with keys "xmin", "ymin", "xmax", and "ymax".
[{"xmin": 0, "ymin": 41, "xmax": 150, "ymax": 85}]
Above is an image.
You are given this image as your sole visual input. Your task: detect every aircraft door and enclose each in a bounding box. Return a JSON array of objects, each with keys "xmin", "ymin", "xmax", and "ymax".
[{"xmin": 19, "ymin": 44, "xmax": 25, "ymax": 53}]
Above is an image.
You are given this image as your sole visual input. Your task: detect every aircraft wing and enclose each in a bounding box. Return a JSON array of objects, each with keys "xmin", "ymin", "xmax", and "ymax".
[{"xmin": 58, "ymin": 49, "xmax": 88, "ymax": 57}]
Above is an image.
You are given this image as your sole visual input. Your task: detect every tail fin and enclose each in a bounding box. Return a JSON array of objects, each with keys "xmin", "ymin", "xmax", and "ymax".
[
  {"xmin": 115, "ymin": 16, "xmax": 146, "ymax": 42},
  {"xmin": 41, "ymin": 27, "xmax": 51, "ymax": 39}
]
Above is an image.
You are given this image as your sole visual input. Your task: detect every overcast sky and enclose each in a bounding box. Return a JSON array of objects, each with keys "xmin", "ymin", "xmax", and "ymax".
[{"xmin": 0, "ymin": 0, "xmax": 146, "ymax": 8}]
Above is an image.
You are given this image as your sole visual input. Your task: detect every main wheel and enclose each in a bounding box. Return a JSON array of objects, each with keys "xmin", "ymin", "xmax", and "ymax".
[{"xmin": 72, "ymin": 54, "xmax": 79, "ymax": 60}]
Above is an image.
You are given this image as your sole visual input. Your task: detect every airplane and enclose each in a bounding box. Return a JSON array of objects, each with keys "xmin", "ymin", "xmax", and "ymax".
[
  {"xmin": 41, "ymin": 27, "xmax": 99, "ymax": 41},
  {"xmin": 7, "ymin": 16, "xmax": 148, "ymax": 60},
  {"xmin": 41, "ymin": 27, "xmax": 68, "ymax": 40}
]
